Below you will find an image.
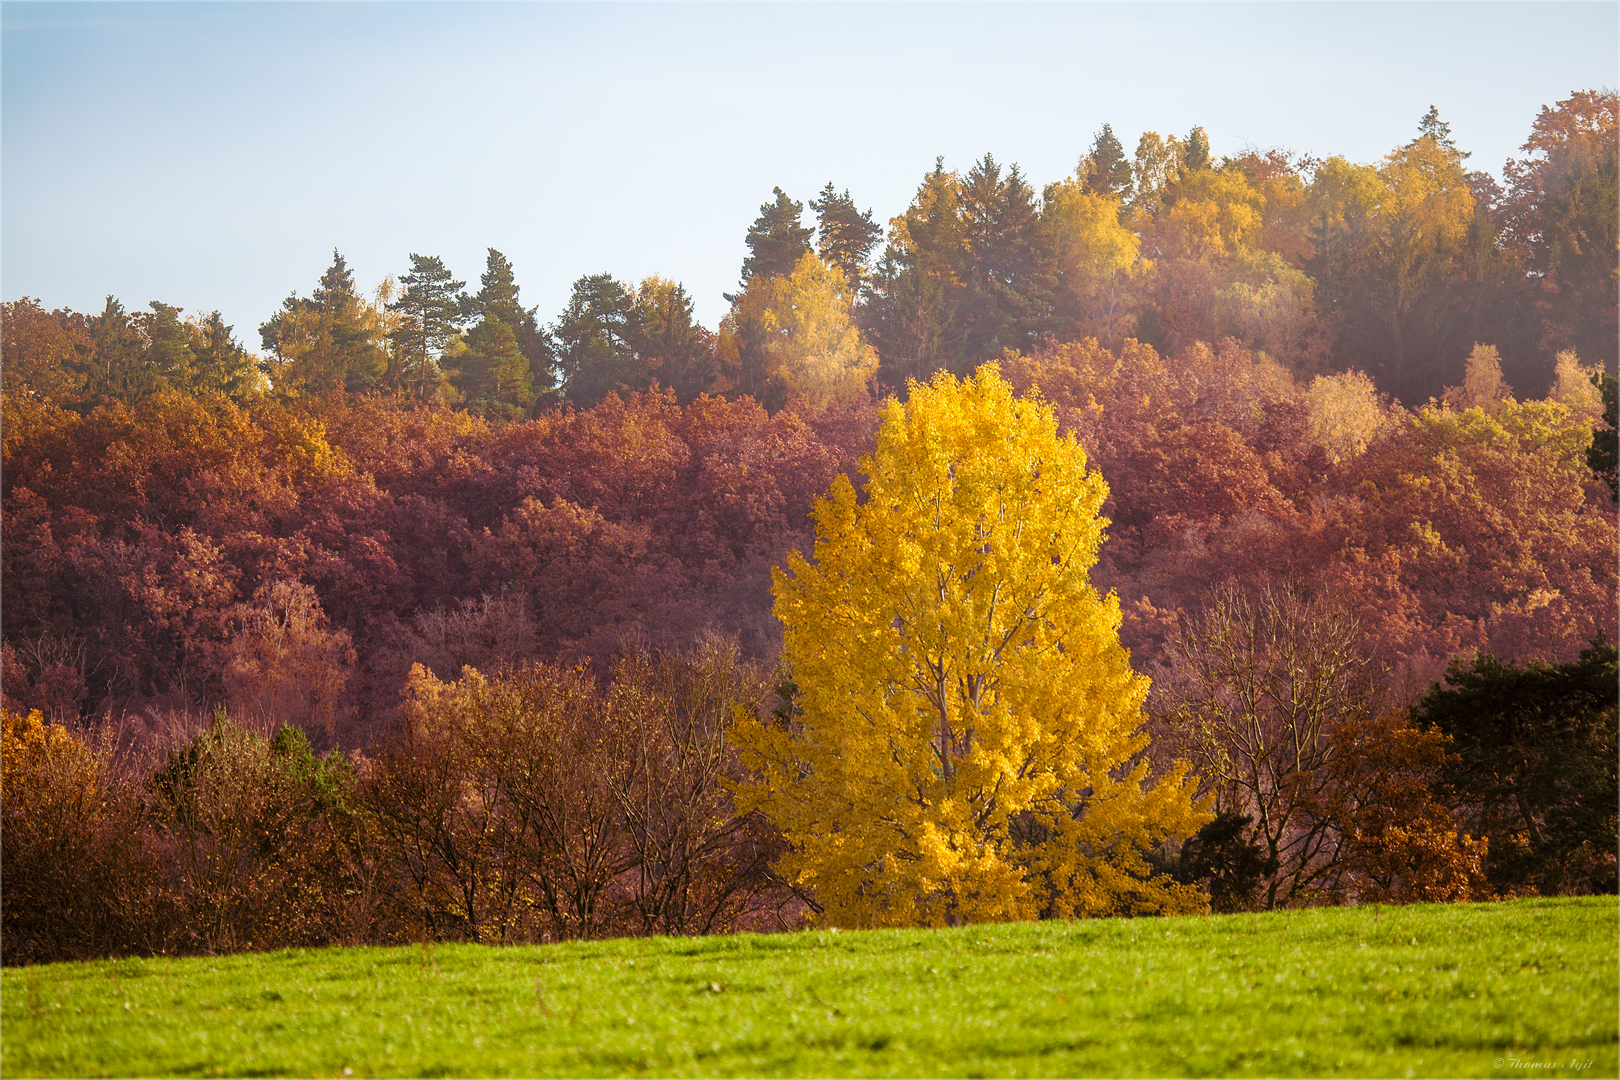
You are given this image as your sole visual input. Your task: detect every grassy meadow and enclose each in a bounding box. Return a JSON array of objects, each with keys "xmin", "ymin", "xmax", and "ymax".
[{"xmin": 2, "ymin": 896, "xmax": 1615, "ymax": 1078}]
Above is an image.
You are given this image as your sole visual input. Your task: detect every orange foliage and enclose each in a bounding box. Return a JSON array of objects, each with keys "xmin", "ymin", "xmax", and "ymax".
[{"xmin": 1302, "ymin": 711, "xmax": 1489, "ymax": 904}]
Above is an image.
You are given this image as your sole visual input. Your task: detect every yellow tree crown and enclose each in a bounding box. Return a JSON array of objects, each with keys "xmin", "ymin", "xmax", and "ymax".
[{"xmin": 733, "ymin": 364, "xmax": 1206, "ymax": 927}]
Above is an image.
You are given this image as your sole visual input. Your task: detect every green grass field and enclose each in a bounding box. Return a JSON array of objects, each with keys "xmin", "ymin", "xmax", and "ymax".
[{"xmin": 3, "ymin": 897, "xmax": 1615, "ymax": 1078}]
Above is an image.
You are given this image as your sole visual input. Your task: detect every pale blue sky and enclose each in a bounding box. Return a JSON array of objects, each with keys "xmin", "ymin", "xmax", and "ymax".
[{"xmin": 4, "ymin": 2, "xmax": 1616, "ymax": 340}]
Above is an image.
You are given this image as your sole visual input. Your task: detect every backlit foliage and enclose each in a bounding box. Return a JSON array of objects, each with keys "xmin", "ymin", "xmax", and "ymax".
[
  {"xmin": 0, "ymin": 709, "xmax": 129, "ymax": 962},
  {"xmin": 1441, "ymin": 343, "xmax": 1514, "ymax": 414},
  {"xmin": 1307, "ymin": 369, "xmax": 1387, "ymax": 464},
  {"xmin": 734, "ymin": 366, "xmax": 1207, "ymax": 927},
  {"xmin": 364, "ymin": 642, "xmax": 795, "ymax": 943},
  {"xmin": 1043, "ymin": 180, "xmax": 1143, "ymax": 347},
  {"xmin": 757, "ymin": 253, "xmax": 878, "ymax": 408}
]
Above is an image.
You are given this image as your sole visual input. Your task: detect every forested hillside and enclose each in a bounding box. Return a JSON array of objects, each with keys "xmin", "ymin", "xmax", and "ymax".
[{"xmin": 2, "ymin": 93, "xmax": 1615, "ymax": 963}]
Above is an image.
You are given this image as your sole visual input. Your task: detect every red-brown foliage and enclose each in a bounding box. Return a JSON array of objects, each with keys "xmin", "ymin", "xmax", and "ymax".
[
  {"xmin": 1001, "ymin": 337, "xmax": 1616, "ymax": 691},
  {"xmin": 2, "ymin": 388, "xmax": 875, "ymax": 736}
]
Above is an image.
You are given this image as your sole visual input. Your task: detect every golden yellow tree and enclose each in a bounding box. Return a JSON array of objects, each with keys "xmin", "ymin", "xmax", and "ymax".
[
  {"xmin": 1129, "ymin": 131, "xmax": 1184, "ymax": 216},
  {"xmin": 758, "ymin": 252, "xmax": 878, "ymax": 408},
  {"xmin": 1307, "ymin": 369, "xmax": 1388, "ymax": 464},
  {"xmin": 1548, "ymin": 349, "xmax": 1603, "ymax": 419},
  {"xmin": 1441, "ymin": 343, "xmax": 1515, "ymax": 414},
  {"xmin": 1147, "ymin": 168, "xmax": 1263, "ymax": 262},
  {"xmin": 733, "ymin": 365, "xmax": 1207, "ymax": 927},
  {"xmin": 1043, "ymin": 180, "xmax": 1144, "ymax": 347}
]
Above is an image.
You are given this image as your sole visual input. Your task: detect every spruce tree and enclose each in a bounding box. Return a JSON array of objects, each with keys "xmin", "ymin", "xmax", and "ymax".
[
  {"xmin": 1417, "ymin": 641, "xmax": 1618, "ymax": 895},
  {"xmin": 627, "ymin": 277, "xmax": 712, "ymax": 402},
  {"xmin": 1082, "ymin": 123, "xmax": 1135, "ymax": 200},
  {"xmin": 455, "ymin": 248, "xmax": 538, "ymax": 417},
  {"xmin": 476, "ymin": 247, "xmax": 556, "ymax": 390},
  {"xmin": 189, "ymin": 311, "xmax": 258, "ymax": 400},
  {"xmin": 955, "ymin": 155, "xmax": 1056, "ymax": 368},
  {"xmin": 259, "ymin": 250, "xmax": 386, "ymax": 397},
  {"xmin": 811, "ymin": 183, "xmax": 884, "ymax": 302},
  {"xmin": 141, "ymin": 302, "xmax": 196, "ymax": 391},
  {"xmin": 861, "ymin": 159, "xmax": 965, "ymax": 390},
  {"xmin": 316, "ymin": 250, "xmax": 387, "ymax": 393},
  {"xmin": 312, "ymin": 250, "xmax": 356, "ymax": 310},
  {"xmin": 1589, "ymin": 371, "xmax": 1618, "ymax": 497},
  {"xmin": 74, "ymin": 296, "xmax": 150, "ymax": 406},
  {"xmin": 474, "ymin": 247, "xmax": 524, "ymax": 326},
  {"xmin": 1415, "ymin": 104, "xmax": 1467, "ymax": 157},
  {"xmin": 1181, "ymin": 125, "xmax": 1211, "ymax": 174},
  {"xmin": 551, "ymin": 273, "xmax": 636, "ymax": 408},
  {"xmin": 459, "ymin": 317, "xmax": 532, "ymax": 418},
  {"xmin": 736, "ymin": 187, "xmax": 813, "ymax": 292}
]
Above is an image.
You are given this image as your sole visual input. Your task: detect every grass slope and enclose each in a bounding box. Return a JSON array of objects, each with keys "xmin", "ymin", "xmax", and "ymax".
[{"xmin": 3, "ymin": 897, "xmax": 1615, "ymax": 1078}]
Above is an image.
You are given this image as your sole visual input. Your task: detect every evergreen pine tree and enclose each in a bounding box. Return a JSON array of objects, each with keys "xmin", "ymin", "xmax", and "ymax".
[
  {"xmin": 455, "ymin": 248, "xmax": 538, "ymax": 417},
  {"xmin": 311, "ymin": 250, "xmax": 356, "ymax": 310},
  {"xmin": 551, "ymin": 273, "xmax": 636, "ymax": 408},
  {"xmin": 387, "ymin": 253, "xmax": 467, "ymax": 398},
  {"xmin": 811, "ymin": 183, "xmax": 884, "ymax": 302},
  {"xmin": 459, "ymin": 317, "xmax": 532, "ymax": 418},
  {"xmin": 628, "ymin": 277, "xmax": 712, "ymax": 402},
  {"xmin": 474, "ymin": 247, "xmax": 524, "ymax": 326},
  {"xmin": 736, "ymin": 187, "xmax": 813, "ymax": 293},
  {"xmin": 74, "ymin": 296, "xmax": 150, "ymax": 406},
  {"xmin": 1082, "ymin": 123, "xmax": 1135, "ymax": 200},
  {"xmin": 515, "ymin": 309, "xmax": 556, "ymax": 392},
  {"xmin": 259, "ymin": 250, "xmax": 386, "ymax": 397},
  {"xmin": 472, "ymin": 246, "xmax": 556, "ymax": 390},
  {"xmin": 316, "ymin": 250, "xmax": 388, "ymax": 393},
  {"xmin": 1415, "ymin": 104, "xmax": 1467, "ymax": 158},
  {"xmin": 955, "ymin": 155, "xmax": 1057, "ymax": 368},
  {"xmin": 861, "ymin": 158, "xmax": 965, "ymax": 391},
  {"xmin": 141, "ymin": 302, "xmax": 196, "ymax": 390},
  {"xmin": 189, "ymin": 311, "xmax": 259, "ymax": 400},
  {"xmin": 1181, "ymin": 125, "xmax": 1211, "ymax": 174},
  {"xmin": 1589, "ymin": 370, "xmax": 1618, "ymax": 497}
]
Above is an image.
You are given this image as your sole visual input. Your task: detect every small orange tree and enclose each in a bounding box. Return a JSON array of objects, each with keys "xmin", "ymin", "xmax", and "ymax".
[
  {"xmin": 733, "ymin": 365, "xmax": 1206, "ymax": 927},
  {"xmin": 1, "ymin": 708, "xmax": 159, "ymax": 962}
]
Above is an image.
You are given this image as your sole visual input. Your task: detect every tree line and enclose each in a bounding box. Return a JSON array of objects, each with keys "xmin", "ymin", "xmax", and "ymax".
[{"xmin": 5, "ymin": 93, "xmax": 1615, "ymax": 421}]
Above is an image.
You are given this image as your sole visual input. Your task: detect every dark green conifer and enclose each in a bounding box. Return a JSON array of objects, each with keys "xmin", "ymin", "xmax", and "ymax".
[
  {"xmin": 1182, "ymin": 125, "xmax": 1211, "ymax": 174},
  {"xmin": 552, "ymin": 273, "xmax": 636, "ymax": 408},
  {"xmin": 387, "ymin": 253, "xmax": 467, "ymax": 398},
  {"xmin": 189, "ymin": 311, "xmax": 258, "ymax": 400},
  {"xmin": 811, "ymin": 183, "xmax": 884, "ymax": 300},
  {"xmin": 736, "ymin": 187, "xmax": 812, "ymax": 292},
  {"xmin": 1082, "ymin": 123, "xmax": 1135, "ymax": 201},
  {"xmin": 259, "ymin": 250, "xmax": 386, "ymax": 397},
  {"xmin": 141, "ymin": 302, "xmax": 196, "ymax": 390},
  {"xmin": 455, "ymin": 248, "xmax": 539, "ymax": 418},
  {"xmin": 74, "ymin": 296, "xmax": 150, "ymax": 406}
]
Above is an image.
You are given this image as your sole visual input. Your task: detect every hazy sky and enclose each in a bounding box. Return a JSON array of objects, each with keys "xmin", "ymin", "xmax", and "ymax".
[{"xmin": 4, "ymin": 2, "xmax": 1616, "ymax": 340}]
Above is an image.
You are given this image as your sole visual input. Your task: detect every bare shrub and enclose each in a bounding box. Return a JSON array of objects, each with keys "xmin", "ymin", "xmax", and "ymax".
[
  {"xmin": 607, "ymin": 634, "xmax": 793, "ymax": 935},
  {"xmin": 0, "ymin": 635, "xmax": 93, "ymax": 724},
  {"xmin": 145, "ymin": 710, "xmax": 380, "ymax": 954},
  {"xmin": 1156, "ymin": 583, "xmax": 1382, "ymax": 908},
  {"xmin": 363, "ymin": 661, "xmax": 633, "ymax": 943}
]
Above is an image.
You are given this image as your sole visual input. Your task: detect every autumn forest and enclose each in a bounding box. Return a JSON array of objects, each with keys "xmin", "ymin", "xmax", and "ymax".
[{"xmin": 2, "ymin": 93, "xmax": 1616, "ymax": 963}]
